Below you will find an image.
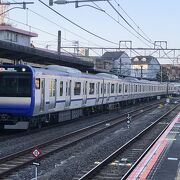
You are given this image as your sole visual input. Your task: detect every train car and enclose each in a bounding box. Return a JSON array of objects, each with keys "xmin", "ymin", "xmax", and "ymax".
[
  {"xmin": 0, "ymin": 64, "xmax": 175, "ymax": 130},
  {"xmin": 172, "ymin": 83, "xmax": 180, "ymax": 96}
]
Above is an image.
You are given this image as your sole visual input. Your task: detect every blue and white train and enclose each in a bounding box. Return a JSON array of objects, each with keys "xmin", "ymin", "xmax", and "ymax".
[{"xmin": 0, "ymin": 64, "xmax": 175, "ymax": 130}]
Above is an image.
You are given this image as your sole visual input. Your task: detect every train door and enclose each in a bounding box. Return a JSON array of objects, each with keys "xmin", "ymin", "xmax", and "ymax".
[
  {"xmin": 49, "ymin": 79, "xmax": 57, "ymax": 109},
  {"xmin": 107, "ymin": 82, "xmax": 110, "ymax": 101},
  {"xmin": 102, "ymin": 80, "xmax": 105, "ymax": 104},
  {"xmin": 54, "ymin": 79, "xmax": 57, "ymax": 108},
  {"xmin": 115, "ymin": 83, "xmax": 118, "ymax": 100},
  {"xmin": 96, "ymin": 82, "xmax": 100, "ymax": 103},
  {"xmin": 65, "ymin": 80, "xmax": 71, "ymax": 107},
  {"xmin": 82, "ymin": 80, "xmax": 87, "ymax": 105},
  {"xmin": 40, "ymin": 78, "xmax": 45, "ymax": 112}
]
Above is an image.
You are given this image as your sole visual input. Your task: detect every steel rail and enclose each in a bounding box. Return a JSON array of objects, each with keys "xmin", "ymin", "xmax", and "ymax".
[
  {"xmin": 79, "ymin": 104, "xmax": 180, "ymax": 180},
  {"xmin": 0, "ymin": 102, "xmax": 162, "ymax": 178}
]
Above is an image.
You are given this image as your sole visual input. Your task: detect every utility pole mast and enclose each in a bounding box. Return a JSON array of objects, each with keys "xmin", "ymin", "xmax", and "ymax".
[
  {"xmin": 140, "ymin": 66, "xmax": 143, "ymax": 79},
  {"xmin": 0, "ymin": 0, "xmax": 8, "ymax": 24},
  {"xmin": 0, "ymin": 1, "xmax": 34, "ymax": 24},
  {"xmin": 57, "ymin": 30, "xmax": 61, "ymax": 55}
]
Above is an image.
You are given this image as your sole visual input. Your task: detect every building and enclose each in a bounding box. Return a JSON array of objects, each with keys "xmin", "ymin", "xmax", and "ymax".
[
  {"xmin": 94, "ymin": 51, "xmax": 131, "ymax": 76},
  {"xmin": 161, "ymin": 64, "xmax": 180, "ymax": 81},
  {"xmin": 131, "ymin": 56, "xmax": 160, "ymax": 80},
  {"xmin": 0, "ymin": 24, "xmax": 38, "ymax": 46},
  {"xmin": 94, "ymin": 56, "xmax": 113, "ymax": 72}
]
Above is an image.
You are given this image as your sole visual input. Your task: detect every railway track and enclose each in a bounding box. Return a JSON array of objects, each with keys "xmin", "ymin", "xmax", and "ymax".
[
  {"xmin": 76, "ymin": 104, "xmax": 180, "ymax": 180},
  {"xmin": 0, "ymin": 101, "xmax": 161, "ymax": 178},
  {"xmin": 0, "ymin": 100, "xmax": 161, "ymax": 142}
]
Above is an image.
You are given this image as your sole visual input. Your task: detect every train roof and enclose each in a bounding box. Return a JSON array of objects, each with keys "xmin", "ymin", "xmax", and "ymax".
[
  {"xmin": 42, "ymin": 65, "xmax": 82, "ymax": 74},
  {"xmin": 96, "ymin": 73, "xmax": 119, "ymax": 79},
  {"xmin": 0, "ymin": 64, "xmax": 171, "ymax": 85}
]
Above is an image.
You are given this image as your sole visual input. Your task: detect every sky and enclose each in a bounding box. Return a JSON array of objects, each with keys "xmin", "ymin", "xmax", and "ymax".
[{"xmin": 3, "ymin": 0, "xmax": 180, "ymax": 63}]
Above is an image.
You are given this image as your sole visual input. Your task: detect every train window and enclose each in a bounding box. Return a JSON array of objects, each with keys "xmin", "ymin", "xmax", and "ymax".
[
  {"xmin": 107, "ymin": 83, "xmax": 110, "ymax": 94},
  {"xmin": 101, "ymin": 83, "xmax": 103, "ymax": 94},
  {"xmin": 68, "ymin": 81, "xmax": 71, "ymax": 96},
  {"xmin": 119, "ymin": 84, "xmax": 122, "ymax": 93},
  {"xmin": 83, "ymin": 82, "xmax": 87, "ymax": 95},
  {"xmin": 74, "ymin": 82, "xmax": 81, "ymax": 95},
  {"xmin": 111, "ymin": 84, "xmax": 115, "ymax": 93},
  {"xmin": 35, "ymin": 78, "xmax": 40, "ymax": 89},
  {"xmin": 53, "ymin": 80, "xmax": 56, "ymax": 96},
  {"xmin": 0, "ymin": 73, "xmax": 31, "ymax": 97},
  {"xmin": 85, "ymin": 82, "xmax": 87, "ymax": 95},
  {"xmin": 49, "ymin": 80, "xmax": 56, "ymax": 97},
  {"xmin": 125, "ymin": 84, "xmax": 128, "ymax": 93},
  {"xmin": 66, "ymin": 82, "xmax": 68, "ymax": 96},
  {"xmin": 116, "ymin": 84, "xmax": 118, "ymax": 93},
  {"xmin": 96, "ymin": 82, "xmax": 100, "ymax": 94},
  {"xmin": 60, "ymin": 81, "xmax": 63, "ymax": 96},
  {"xmin": 104, "ymin": 84, "xmax": 106, "ymax": 94},
  {"xmin": 89, "ymin": 83, "xmax": 95, "ymax": 95},
  {"xmin": 131, "ymin": 84, "xmax": 133, "ymax": 93},
  {"xmin": 49, "ymin": 81, "xmax": 52, "ymax": 97}
]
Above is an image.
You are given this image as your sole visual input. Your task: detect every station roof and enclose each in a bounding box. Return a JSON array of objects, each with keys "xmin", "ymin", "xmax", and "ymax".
[
  {"xmin": 0, "ymin": 40, "xmax": 94, "ymax": 71},
  {"xmin": 0, "ymin": 25, "xmax": 38, "ymax": 37}
]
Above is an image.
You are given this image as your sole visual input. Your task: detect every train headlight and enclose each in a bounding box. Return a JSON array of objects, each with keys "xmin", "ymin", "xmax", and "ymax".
[{"xmin": 22, "ymin": 68, "xmax": 26, "ymax": 72}]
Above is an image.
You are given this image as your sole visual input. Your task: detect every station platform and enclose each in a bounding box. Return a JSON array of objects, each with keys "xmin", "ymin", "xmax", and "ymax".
[{"xmin": 127, "ymin": 112, "xmax": 180, "ymax": 180}]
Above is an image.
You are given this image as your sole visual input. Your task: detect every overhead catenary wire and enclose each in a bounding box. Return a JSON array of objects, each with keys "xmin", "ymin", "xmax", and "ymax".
[
  {"xmin": 5, "ymin": 16, "xmax": 90, "ymax": 48},
  {"xmin": 113, "ymin": 0, "xmax": 153, "ymax": 43},
  {"xmin": 27, "ymin": 8, "xmax": 105, "ymax": 48},
  {"xmin": 93, "ymin": 1, "xmax": 176, "ymax": 64},
  {"xmin": 38, "ymin": 0, "xmax": 118, "ymax": 46},
  {"xmin": 107, "ymin": 1, "xmax": 153, "ymax": 47},
  {"xmin": 5, "ymin": 16, "xmax": 58, "ymax": 38},
  {"xmin": 6, "ymin": 0, "xmax": 107, "ymax": 48},
  {"xmin": 8, "ymin": 0, "xmax": 177, "ymax": 64},
  {"xmin": 91, "ymin": 2, "xmax": 153, "ymax": 48},
  {"xmin": 107, "ymin": 1, "xmax": 175, "ymax": 64}
]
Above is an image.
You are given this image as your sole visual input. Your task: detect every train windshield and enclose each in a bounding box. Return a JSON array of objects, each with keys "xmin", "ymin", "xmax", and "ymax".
[{"xmin": 0, "ymin": 72, "xmax": 32, "ymax": 97}]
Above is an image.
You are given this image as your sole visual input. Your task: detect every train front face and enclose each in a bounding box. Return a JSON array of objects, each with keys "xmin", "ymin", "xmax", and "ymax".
[{"xmin": 0, "ymin": 65, "xmax": 34, "ymax": 128}]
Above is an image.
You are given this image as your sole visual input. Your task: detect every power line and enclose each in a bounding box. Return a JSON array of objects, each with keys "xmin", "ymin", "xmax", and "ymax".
[
  {"xmin": 5, "ymin": 16, "xmax": 58, "ymax": 37},
  {"xmin": 38, "ymin": 0, "xmax": 118, "ymax": 46},
  {"xmin": 8, "ymin": 0, "xmax": 175, "ymax": 64},
  {"xmin": 107, "ymin": 1, "xmax": 153, "ymax": 47},
  {"xmin": 97, "ymin": 1, "xmax": 174, "ymax": 63},
  {"xmin": 113, "ymin": 0, "xmax": 153, "ymax": 43},
  {"xmin": 27, "ymin": 8, "xmax": 104, "ymax": 47},
  {"xmin": 0, "ymin": 6, "xmax": 24, "ymax": 16},
  {"xmin": 92, "ymin": 2, "xmax": 152, "ymax": 48},
  {"xmin": 9, "ymin": 0, "xmax": 109, "ymax": 49}
]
